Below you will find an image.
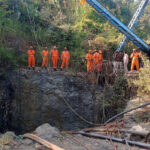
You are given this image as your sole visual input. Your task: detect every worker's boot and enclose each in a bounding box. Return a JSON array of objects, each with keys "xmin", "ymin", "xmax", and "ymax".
[
  {"xmin": 45, "ymin": 66, "xmax": 47, "ymax": 69},
  {"xmin": 32, "ymin": 67, "xmax": 35, "ymax": 71},
  {"xmin": 28, "ymin": 67, "xmax": 31, "ymax": 70},
  {"xmin": 60, "ymin": 68, "xmax": 63, "ymax": 71}
]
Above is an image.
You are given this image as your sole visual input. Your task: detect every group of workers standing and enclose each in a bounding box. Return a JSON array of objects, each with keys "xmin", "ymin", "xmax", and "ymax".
[
  {"xmin": 85, "ymin": 48, "xmax": 142, "ymax": 74},
  {"xmin": 85, "ymin": 49, "xmax": 103, "ymax": 72},
  {"xmin": 27, "ymin": 46, "xmax": 70, "ymax": 70},
  {"xmin": 27, "ymin": 45, "xmax": 141, "ymax": 74},
  {"xmin": 113, "ymin": 48, "xmax": 141, "ymax": 74}
]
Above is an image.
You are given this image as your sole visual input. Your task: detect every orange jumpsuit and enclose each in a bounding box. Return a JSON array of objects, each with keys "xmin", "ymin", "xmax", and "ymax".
[
  {"xmin": 130, "ymin": 52, "xmax": 140, "ymax": 71},
  {"xmin": 27, "ymin": 50, "xmax": 35, "ymax": 67},
  {"xmin": 41, "ymin": 50, "xmax": 49, "ymax": 67},
  {"xmin": 86, "ymin": 53, "xmax": 93, "ymax": 72},
  {"xmin": 93, "ymin": 52, "xmax": 99, "ymax": 71},
  {"xmin": 51, "ymin": 49, "xmax": 59, "ymax": 68},
  {"xmin": 61, "ymin": 51, "xmax": 70, "ymax": 69},
  {"xmin": 98, "ymin": 53, "xmax": 103, "ymax": 71}
]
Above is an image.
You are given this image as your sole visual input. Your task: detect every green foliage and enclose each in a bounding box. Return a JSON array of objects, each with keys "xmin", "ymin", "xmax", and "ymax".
[
  {"xmin": 0, "ymin": 47, "xmax": 27, "ymax": 70},
  {"xmin": 133, "ymin": 55, "xmax": 150, "ymax": 98},
  {"xmin": 103, "ymin": 76, "xmax": 128, "ymax": 113},
  {"xmin": 0, "ymin": 47, "xmax": 17, "ymax": 69},
  {"xmin": 0, "ymin": 0, "xmax": 150, "ymax": 70}
]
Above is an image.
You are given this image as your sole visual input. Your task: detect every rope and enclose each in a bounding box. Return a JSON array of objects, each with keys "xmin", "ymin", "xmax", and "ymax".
[{"xmin": 56, "ymin": 87, "xmax": 102, "ymax": 126}]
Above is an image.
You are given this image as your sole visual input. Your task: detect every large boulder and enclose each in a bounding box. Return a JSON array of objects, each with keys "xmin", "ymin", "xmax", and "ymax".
[{"xmin": 35, "ymin": 123, "xmax": 60, "ymax": 141}]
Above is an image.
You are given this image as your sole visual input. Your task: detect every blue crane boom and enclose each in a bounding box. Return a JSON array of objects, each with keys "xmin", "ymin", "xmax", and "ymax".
[
  {"xmin": 117, "ymin": 0, "xmax": 149, "ymax": 51},
  {"xmin": 86, "ymin": 0, "xmax": 150, "ymax": 54}
]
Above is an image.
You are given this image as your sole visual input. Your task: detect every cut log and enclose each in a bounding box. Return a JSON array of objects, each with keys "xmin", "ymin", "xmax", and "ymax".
[
  {"xmin": 66, "ymin": 126, "xmax": 104, "ymax": 134},
  {"xmin": 23, "ymin": 133, "xmax": 64, "ymax": 150}
]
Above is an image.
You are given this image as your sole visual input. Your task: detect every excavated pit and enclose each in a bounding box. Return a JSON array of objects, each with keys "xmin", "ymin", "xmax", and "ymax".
[
  {"xmin": 0, "ymin": 70, "xmax": 123, "ymax": 134},
  {"xmin": 0, "ymin": 70, "xmax": 102, "ymax": 134}
]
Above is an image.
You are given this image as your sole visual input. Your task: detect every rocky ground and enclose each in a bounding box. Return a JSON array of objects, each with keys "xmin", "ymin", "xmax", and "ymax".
[
  {"xmin": 0, "ymin": 123, "xmax": 147, "ymax": 150},
  {"xmin": 0, "ymin": 69, "xmax": 149, "ymax": 150},
  {"xmin": 124, "ymin": 97, "xmax": 150, "ymax": 130}
]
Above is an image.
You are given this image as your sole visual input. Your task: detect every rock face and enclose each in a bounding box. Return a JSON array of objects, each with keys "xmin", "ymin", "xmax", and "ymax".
[
  {"xmin": 0, "ymin": 70, "xmax": 98, "ymax": 134},
  {"xmin": 0, "ymin": 73, "xmax": 14, "ymax": 133}
]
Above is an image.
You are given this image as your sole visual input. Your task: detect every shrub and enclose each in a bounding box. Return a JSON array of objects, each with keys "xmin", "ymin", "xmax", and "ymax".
[
  {"xmin": 133, "ymin": 55, "xmax": 150, "ymax": 99},
  {"xmin": 103, "ymin": 76, "xmax": 128, "ymax": 113}
]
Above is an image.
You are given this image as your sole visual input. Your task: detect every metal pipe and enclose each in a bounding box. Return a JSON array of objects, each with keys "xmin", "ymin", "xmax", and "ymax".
[
  {"xmin": 77, "ymin": 131, "xmax": 150, "ymax": 149},
  {"xmin": 104, "ymin": 102, "xmax": 150, "ymax": 125}
]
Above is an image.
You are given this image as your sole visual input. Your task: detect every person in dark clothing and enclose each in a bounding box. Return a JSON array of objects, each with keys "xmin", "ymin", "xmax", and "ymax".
[{"xmin": 113, "ymin": 51, "xmax": 124, "ymax": 74}]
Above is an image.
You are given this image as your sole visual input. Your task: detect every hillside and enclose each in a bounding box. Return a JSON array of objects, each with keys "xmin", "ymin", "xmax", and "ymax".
[
  {"xmin": 0, "ymin": 0, "xmax": 150, "ymax": 150},
  {"xmin": 0, "ymin": 0, "xmax": 150, "ymax": 70}
]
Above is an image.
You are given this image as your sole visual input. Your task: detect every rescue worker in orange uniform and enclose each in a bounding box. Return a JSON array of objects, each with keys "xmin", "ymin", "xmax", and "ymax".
[
  {"xmin": 61, "ymin": 47, "xmax": 70, "ymax": 70},
  {"xmin": 27, "ymin": 46, "xmax": 35, "ymax": 70},
  {"xmin": 51, "ymin": 46, "xmax": 59, "ymax": 71},
  {"xmin": 41, "ymin": 46, "xmax": 49, "ymax": 69},
  {"xmin": 85, "ymin": 50, "xmax": 93, "ymax": 72},
  {"xmin": 93, "ymin": 50, "xmax": 99, "ymax": 72},
  {"xmin": 130, "ymin": 48, "xmax": 141, "ymax": 71},
  {"xmin": 97, "ymin": 50, "xmax": 103, "ymax": 72}
]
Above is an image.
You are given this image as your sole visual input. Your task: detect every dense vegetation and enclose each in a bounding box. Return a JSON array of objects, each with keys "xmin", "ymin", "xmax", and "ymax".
[
  {"xmin": 133, "ymin": 55, "xmax": 150, "ymax": 100},
  {"xmin": 0, "ymin": 0, "xmax": 150, "ymax": 70}
]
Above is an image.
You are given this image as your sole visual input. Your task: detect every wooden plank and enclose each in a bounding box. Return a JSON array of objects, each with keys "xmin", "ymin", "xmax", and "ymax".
[{"xmin": 23, "ymin": 133, "xmax": 64, "ymax": 150}]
